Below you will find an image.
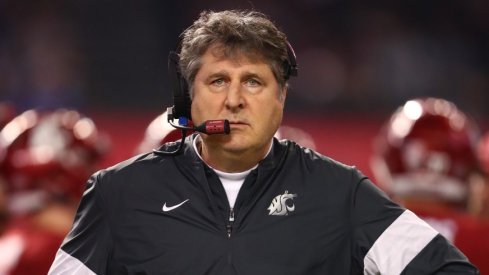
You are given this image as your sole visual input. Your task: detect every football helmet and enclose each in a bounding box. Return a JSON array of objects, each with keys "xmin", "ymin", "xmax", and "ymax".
[
  {"xmin": 0, "ymin": 109, "xmax": 109, "ymax": 213},
  {"xmin": 371, "ymin": 97, "xmax": 480, "ymax": 203}
]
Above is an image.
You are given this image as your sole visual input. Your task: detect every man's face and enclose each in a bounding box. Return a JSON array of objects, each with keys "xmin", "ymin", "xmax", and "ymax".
[{"xmin": 191, "ymin": 45, "xmax": 286, "ymax": 154}]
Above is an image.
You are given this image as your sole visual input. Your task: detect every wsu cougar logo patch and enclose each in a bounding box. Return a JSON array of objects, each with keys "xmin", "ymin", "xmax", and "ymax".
[{"xmin": 267, "ymin": 190, "xmax": 298, "ymax": 216}]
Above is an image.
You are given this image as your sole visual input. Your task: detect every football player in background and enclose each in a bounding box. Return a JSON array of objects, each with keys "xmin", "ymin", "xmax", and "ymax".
[
  {"xmin": 0, "ymin": 109, "xmax": 109, "ymax": 275},
  {"xmin": 371, "ymin": 97, "xmax": 489, "ymax": 274}
]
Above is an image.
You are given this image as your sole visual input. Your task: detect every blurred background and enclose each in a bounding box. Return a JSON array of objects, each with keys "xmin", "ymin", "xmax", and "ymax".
[{"xmin": 1, "ymin": 0, "xmax": 489, "ymax": 177}]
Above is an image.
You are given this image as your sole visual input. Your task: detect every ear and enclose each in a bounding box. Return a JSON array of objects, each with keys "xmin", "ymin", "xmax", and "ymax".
[{"xmin": 279, "ymin": 87, "xmax": 287, "ymax": 103}]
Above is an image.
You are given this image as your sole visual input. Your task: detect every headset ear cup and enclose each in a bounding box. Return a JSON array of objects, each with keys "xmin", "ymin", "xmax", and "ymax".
[
  {"xmin": 284, "ymin": 41, "xmax": 298, "ymax": 80},
  {"xmin": 168, "ymin": 52, "xmax": 192, "ymax": 120}
]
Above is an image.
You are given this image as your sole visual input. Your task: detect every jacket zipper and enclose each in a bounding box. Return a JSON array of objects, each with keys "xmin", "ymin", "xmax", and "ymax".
[{"xmin": 226, "ymin": 208, "xmax": 235, "ymax": 238}]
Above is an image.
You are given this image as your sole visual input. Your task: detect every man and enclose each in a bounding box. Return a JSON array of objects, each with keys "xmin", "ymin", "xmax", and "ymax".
[
  {"xmin": 371, "ymin": 97, "xmax": 487, "ymax": 274},
  {"xmin": 0, "ymin": 109, "xmax": 109, "ymax": 275},
  {"xmin": 49, "ymin": 10, "xmax": 478, "ymax": 274}
]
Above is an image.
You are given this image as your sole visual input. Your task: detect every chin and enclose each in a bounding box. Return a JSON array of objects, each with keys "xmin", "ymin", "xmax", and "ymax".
[{"xmin": 214, "ymin": 135, "xmax": 250, "ymax": 149}]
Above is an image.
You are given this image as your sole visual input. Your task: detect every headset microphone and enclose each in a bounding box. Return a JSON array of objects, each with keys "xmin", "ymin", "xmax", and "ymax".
[
  {"xmin": 194, "ymin": 120, "xmax": 230, "ymax": 135},
  {"xmin": 168, "ymin": 118, "xmax": 230, "ymax": 135}
]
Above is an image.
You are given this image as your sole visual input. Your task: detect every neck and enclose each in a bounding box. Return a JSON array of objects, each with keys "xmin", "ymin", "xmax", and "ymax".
[{"xmin": 197, "ymin": 137, "xmax": 272, "ymax": 173}]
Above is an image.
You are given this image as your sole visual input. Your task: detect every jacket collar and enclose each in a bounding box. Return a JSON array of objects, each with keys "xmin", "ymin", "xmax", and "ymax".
[{"xmin": 179, "ymin": 133, "xmax": 288, "ymax": 172}]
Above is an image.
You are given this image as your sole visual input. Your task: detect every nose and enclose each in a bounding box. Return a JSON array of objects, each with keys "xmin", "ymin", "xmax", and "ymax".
[{"xmin": 225, "ymin": 82, "xmax": 245, "ymax": 112}]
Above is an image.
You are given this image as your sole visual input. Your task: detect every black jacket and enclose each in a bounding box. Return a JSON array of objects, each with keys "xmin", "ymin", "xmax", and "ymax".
[{"xmin": 49, "ymin": 136, "xmax": 478, "ymax": 274}]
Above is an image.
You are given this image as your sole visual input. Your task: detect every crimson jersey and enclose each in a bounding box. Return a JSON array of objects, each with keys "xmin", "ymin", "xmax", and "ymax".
[
  {"xmin": 0, "ymin": 217, "xmax": 65, "ymax": 275},
  {"xmin": 410, "ymin": 206, "xmax": 489, "ymax": 274}
]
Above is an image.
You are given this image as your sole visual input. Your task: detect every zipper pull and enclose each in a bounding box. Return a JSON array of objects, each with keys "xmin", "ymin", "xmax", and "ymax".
[{"xmin": 226, "ymin": 208, "xmax": 235, "ymax": 238}]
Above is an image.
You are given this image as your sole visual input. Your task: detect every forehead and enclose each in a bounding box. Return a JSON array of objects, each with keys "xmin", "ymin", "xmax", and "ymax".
[
  {"xmin": 196, "ymin": 47, "xmax": 275, "ymax": 78},
  {"xmin": 203, "ymin": 43, "xmax": 267, "ymax": 65}
]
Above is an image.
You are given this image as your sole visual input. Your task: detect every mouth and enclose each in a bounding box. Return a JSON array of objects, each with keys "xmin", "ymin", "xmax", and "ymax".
[{"xmin": 228, "ymin": 120, "xmax": 249, "ymax": 129}]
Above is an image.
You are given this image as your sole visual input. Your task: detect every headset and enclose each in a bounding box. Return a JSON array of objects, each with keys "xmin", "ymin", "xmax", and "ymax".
[{"xmin": 167, "ymin": 41, "xmax": 298, "ymax": 122}]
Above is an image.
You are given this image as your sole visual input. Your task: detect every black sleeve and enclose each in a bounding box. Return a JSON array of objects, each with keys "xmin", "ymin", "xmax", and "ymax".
[
  {"xmin": 349, "ymin": 171, "xmax": 478, "ymax": 274},
  {"xmin": 48, "ymin": 171, "xmax": 113, "ymax": 275},
  {"xmin": 401, "ymin": 235, "xmax": 479, "ymax": 274}
]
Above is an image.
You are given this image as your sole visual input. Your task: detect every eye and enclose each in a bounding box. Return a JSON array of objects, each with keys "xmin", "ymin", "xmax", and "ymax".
[
  {"xmin": 245, "ymin": 78, "xmax": 261, "ymax": 87},
  {"xmin": 211, "ymin": 78, "xmax": 226, "ymax": 86}
]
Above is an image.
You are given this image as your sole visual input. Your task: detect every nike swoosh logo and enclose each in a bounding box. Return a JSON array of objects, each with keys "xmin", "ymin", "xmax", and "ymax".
[{"xmin": 162, "ymin": 199, "xmax": 189, "ymax": 212}]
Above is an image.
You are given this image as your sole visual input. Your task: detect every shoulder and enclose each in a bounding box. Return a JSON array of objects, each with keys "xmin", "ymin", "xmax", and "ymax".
[
  {"xmin": 278, "ymin": 138, "xmax": 365, "ymax": 182},
  {"xmin": 92, "ymin": 137, "xmax": 198, "ymax": 189},
  {"xmin": 89, "ymin": 149, "xmax": 178, "ymax": 192},
  {"xmin": 98, "ymin": 151, "xmax": 162, "ymax": 177}
]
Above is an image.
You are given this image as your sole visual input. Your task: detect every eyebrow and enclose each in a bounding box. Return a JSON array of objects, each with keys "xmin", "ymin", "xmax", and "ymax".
[
  {"xmin": 242, "ymin": 72, "xmax": 261, "ymax": 80},
  {"xmin": 206, "ymin": 71, "xmax": 228, "ymax": 80},
  {"xmin": 205, "ymin": 71, "xmax": 263, "ymax": 81}
]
